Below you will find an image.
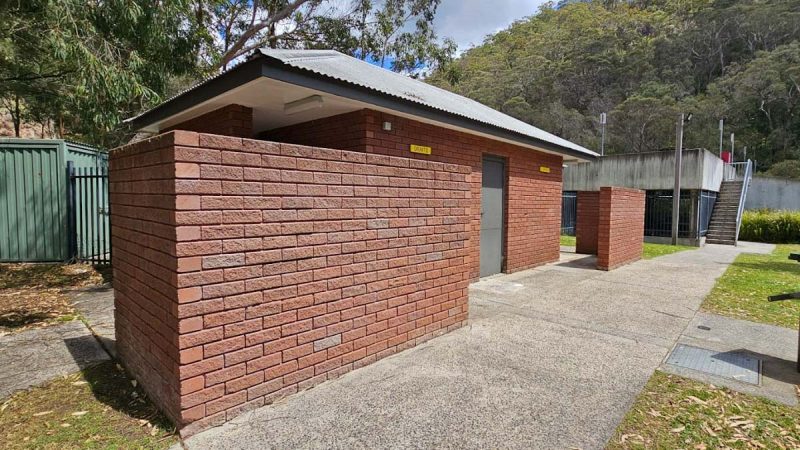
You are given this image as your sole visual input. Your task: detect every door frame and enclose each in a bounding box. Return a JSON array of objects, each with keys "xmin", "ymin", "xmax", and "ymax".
[{"xmin": 480, "ymin": 154, "xmax": 509, "ymax": 275}]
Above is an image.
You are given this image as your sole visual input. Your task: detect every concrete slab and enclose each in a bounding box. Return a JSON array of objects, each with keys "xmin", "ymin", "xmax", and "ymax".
[
  {"xmin": 70, "ymin": 284, "xmax": 116, "ymax": 357},
  {"xmin": 182, "ymin": 243, "xmax": 777, "ymax": 450},
  {"xmin": 0, "ymin": 320, "xmax": 109, "ymax": 399},
  {"xmin": 664, "ymin": 311, "xmax": 800, "ymax": 406}
]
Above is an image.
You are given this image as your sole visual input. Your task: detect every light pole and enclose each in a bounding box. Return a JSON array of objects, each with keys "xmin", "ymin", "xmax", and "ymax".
[
  {"xmin": 718, "ymin": 119, "xmax": 724, "ymax": 158},
  {"xmin": 730, "ymin": 133, "xmax": 735, "ymax": 162},
  {"xmin": 672, "ymin": 113, "xmax": 691, "ymax": 245},
  {"xmin": 600, "ymin": 112, "xmax": 607, "ymax": 156}
]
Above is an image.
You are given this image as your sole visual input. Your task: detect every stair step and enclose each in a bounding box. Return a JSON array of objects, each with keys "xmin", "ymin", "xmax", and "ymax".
[{"xmin": 706, "ymin": 238, "xmax": 736, "ymax": 245}]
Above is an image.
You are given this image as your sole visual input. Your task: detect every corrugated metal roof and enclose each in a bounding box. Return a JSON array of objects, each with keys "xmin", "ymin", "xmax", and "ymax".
[{"xmin": 256, "ymin": 49, "xmax": 596, "ymax": 158}]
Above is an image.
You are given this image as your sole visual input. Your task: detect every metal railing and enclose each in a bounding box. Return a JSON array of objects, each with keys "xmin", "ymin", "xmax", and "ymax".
[
  {"xmin": 723, "ymin": 161, "xmax": 750, "ymax": 181},
  {"xmin": 731, "ymin": 159, "xmax": 753, "ymax": 245}
]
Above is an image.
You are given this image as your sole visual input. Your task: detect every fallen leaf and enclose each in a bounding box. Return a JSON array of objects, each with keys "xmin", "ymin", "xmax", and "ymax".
[
  {"xmin": 71, "ymin": 411, "xmax": 88, "ymax": 416},
  {"xmin": 60, "ymin": 423, "xmax": 71, "ymax": 428},
  {"xmin": 648, "ymin": 409, "xmax": 662, "ymax": 417},
  {"xmin": 687, "ymin": 395, "xmax": 707, "ymax": 405},
  {"xmin": 32, "ymin": 411, "xmax": 53, "ymax": 417},
  {"xmin": 671, "ymin": 425, "xmax": 686, "ymax": 433},
  {"xmin": 71, "ymin": 381, "xmax": 88, "ymax": 386}
]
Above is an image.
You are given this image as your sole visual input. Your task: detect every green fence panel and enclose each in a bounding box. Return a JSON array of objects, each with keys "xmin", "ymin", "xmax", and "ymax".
[{"xmin": 0, "ymin": 138, "xmax": 107, "ymax": 262}]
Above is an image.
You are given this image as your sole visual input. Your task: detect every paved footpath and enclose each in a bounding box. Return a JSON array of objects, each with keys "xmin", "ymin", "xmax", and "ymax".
[
  {"xmin": 0, "ymin": 285, "xmax": 114, "ymax": 400},
  {"xmin": 183, "ymin": 243, "xmax": 775, "ymax": 450}
]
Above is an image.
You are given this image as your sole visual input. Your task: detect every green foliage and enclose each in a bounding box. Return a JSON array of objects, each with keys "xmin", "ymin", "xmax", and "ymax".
[
  {"xmin": 739, "ymin": 210, "xmax": 800, "ymax": 244},
  {"xmin": 0, "ymin": 0, "xmax": 204, "ymax": 146},
  {"xmin": 764, "ymin": 160, "xmax": 800, "ymax": 180},
  {"xmin": 428, "ymin": 0, "xmax": 800, "ymax": 166}
]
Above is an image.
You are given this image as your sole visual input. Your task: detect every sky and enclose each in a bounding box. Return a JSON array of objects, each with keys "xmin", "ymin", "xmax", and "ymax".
[{"xmin": 434, "ymin": 0, "xmax": 549, "ymax": 52}]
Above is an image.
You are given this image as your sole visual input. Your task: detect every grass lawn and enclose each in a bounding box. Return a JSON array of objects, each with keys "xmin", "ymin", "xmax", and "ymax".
[
  {"xmin": 0, "ymin": 361, "xmax": 176, "ymax": 449},
  {"xmin": 561, "ymin": 235, "xmax": 693, "ymax": 260},
  {"xmin": 609, "ymin": 370, "xmax": 800, "ymax": 449},
  {"xmin": 0, "ymin": 264, "xmax": 109, "ymax": 334},
  {"xmin": 703, "ymin": 244, "xmax": 800, "ymax": 329},
  {"xmin": 560, "ymin": 235, "xmax": 576, "ymax": 246},
  {"xmin": 642, "ymin": 242, "xmax": 694, "ymax": 259}
]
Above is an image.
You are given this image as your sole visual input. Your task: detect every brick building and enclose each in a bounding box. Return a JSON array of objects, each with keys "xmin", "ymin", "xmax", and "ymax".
[{"xmin": 117, "ymin": 49, "xmax": 600, "ymax": 433}]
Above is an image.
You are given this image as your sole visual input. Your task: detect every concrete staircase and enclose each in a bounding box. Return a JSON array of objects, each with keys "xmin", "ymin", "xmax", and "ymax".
[{"xmin": 706, "ymin": 180, "xmax": 744, "ymax": 245}]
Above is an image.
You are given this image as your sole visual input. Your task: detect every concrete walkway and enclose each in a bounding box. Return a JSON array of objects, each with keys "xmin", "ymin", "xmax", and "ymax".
[
  {"xmin": 183, "ymin": 242, "xmax": 775, "ymax": 450},
  {"xmin": 0, "ymin": 285, "xmax": 114, "ymax": 400},
  {"xmin": 0, "ymin": 321, "xmax": 109, "ymax": 399},
  {"xmin": 666, "ymin": 311, "xmax": 800, "ymax": 406}
]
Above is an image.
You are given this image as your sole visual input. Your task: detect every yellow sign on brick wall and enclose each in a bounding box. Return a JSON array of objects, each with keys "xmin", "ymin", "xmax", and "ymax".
[
  {"xmin": 410, "ymin": 144, "xmax": 432, "ymax": 155},
  {"xmin": 539, "ymin": 166, "xmax": 551, "ymax": 173}
]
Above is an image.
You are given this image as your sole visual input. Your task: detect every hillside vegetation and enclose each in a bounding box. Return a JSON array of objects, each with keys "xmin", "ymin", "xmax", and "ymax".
[{"xmin": 429, "ymin": 0, "xmax": 800, "ymax": 171}]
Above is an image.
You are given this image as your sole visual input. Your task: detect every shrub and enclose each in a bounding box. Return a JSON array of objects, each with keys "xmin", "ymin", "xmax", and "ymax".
[{"xmin": 739, "ymin": 209, "xmax": 800, "ymax": 243}]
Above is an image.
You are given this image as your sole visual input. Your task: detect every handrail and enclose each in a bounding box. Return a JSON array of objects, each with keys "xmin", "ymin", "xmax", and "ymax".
[{"xmin": 733, "ymin": 159, "xmax": 753, "ymax": 245}]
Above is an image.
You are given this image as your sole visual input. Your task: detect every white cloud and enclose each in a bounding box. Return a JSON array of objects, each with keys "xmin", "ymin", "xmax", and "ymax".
[{"xmin": 434, "ymin": 0, "xmax": 548, "ymax": 52}]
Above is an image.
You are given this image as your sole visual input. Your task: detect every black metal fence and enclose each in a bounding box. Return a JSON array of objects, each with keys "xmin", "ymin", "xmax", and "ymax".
[
  {"xmin": 67, "ymin": 162, "xmax": 111, "ymax": 265},
  {"xmin": 561, "ymin": 191, "xmax": 577, "ymax": 235},
  {"xmin": 698, "ymin": 190, "xmax": 717, "ymax": 237},
  {"xmin": 644, "ymin": 190, "xmax": 692, "ymax": 238}
]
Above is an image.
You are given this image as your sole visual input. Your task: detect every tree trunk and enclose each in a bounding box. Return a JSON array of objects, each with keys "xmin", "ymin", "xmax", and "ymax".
[{"xmin": 13, "ymin": 96, "xmax": 21, "ymax": 137}]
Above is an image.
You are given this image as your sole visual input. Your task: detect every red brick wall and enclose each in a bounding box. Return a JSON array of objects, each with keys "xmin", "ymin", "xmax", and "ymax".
[
  {"xmin": 597, "ymin": 187, "xmax": 645, "ymax": 270},
  {"xmin": 166, "ymin": 105, "xmax": 253, "ymax": 138},
  {"xmin": 265, "ymin": 109, "xmax": 564, "ymax": 278},
  {"xmin": 109, "ymin": 130, "xmax": 471, "ymax": 435},
  {"xmin": 575, "ymin": 191, "xmax": 599, "ymax": 255}
]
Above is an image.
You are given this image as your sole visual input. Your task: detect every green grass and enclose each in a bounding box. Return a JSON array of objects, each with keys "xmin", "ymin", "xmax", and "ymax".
[
  {"xmin": 609, "ymin": 371, "xmax": 800, "ymax": 449},
  {"xmin": 560, "ymin": 235, "xmax": 576, "ymax": 246},
  {"xmin": 561, "ymin": 235, "xmax": 693, "ymax": 260},
  {"xmin": 0, "ymin": 361, "xmax": 176, "ymax": 449},
  {"xmin": 703, "ymin": 244, "xmax": 800, "ymax": 329},
  {"xmin": 642, "ymin": 242, "xmax": 694, "ymax": 259}
]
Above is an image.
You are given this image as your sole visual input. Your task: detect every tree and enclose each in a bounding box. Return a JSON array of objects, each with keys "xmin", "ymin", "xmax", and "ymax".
[
  {"xmin": 765, "ymin": 160, "xmax": 800, "ymax": 180},
  {"xmin": 201, "ymin": 0, "xmax": 455, "ymax": 74},
  {"xmin": 0, "ymin": 0, "xmax": 203, "ymax": 146}
]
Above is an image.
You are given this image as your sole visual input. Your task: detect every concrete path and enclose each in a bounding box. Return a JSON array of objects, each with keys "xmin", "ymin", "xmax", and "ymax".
[
  {"xmin": 0, "ymin": 320, "xmax": 109, "ymax": 399},
  {"xmin": 0, "ymin": 284, "xmax": 115, "ymax": 400},
  {"xmin": 183, "ymin": 242, "xmax": 776, "ymax": 450},
  {"xmin": 70, "ymin": 284, "xmax": 116, "ymax": 357},
  {"xmin": 665, "ymin": 311, "xmax": 800, "ymax": 406}
]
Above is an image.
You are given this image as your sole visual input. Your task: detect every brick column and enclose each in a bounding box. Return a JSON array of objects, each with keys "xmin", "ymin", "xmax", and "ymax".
[
  {"xmin": 575, "ymin": 191, "xmax": 599, "ymax": 254},
  {"xmin": 110, "ymin": 131, "xmax": 471, "ymax": 435},
  {"xmin": 597, "ymin": 187, "xmax": 645, "ymax": 270}
]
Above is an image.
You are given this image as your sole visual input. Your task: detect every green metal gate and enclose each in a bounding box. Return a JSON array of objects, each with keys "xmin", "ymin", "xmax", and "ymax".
[{"xmin": 0, "ymin": 139, "xmax": 107, "ymax": 262}]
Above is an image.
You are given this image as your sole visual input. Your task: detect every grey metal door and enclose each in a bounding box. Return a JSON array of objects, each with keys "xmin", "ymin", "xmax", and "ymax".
[{"xmin": 480, "ymin": 156, "xmax": 505, "ymax": 277}]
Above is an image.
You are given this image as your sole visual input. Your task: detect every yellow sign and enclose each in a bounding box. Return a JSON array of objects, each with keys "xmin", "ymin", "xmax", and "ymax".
[
  {"xmin": 410, "ymin": 144, "xmax": 432, "ymax": 155},
  {"xmin": 539, "ymin": 166, "xmax": 551, "ymax": 173}
]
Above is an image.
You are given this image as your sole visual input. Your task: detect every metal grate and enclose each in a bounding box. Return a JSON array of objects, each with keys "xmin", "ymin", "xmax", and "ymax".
[
  {"xmin": 561, "ymin": 191, "xmax": 577, "ymax": 236},
  {"xmin": 666, "ymin": 344, "xmax": 760, "ymax": 385}
]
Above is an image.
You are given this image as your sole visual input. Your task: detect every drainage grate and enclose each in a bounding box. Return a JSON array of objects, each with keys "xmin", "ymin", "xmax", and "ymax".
[{"xmin": 666, "ymin": 344, "xmax": 761, "ymax": 385}]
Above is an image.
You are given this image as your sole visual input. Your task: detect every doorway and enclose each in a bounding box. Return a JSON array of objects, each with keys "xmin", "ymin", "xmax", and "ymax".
[{"xmin": 480, "ymin": 156, "xmax": 506, "ymax": 277}]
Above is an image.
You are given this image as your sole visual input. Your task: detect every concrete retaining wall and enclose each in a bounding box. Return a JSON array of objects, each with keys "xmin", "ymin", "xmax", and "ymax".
[
  {"xmin": 564, "ymin": 149, "xmax": 723, "ymax": 192},
  {"xmin": 744, "ymin": 176, "xmax": 800, "ymax": 211}
]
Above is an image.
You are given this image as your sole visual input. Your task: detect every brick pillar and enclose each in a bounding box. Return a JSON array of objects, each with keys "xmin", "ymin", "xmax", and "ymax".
[
  {"xmin": 166, "ymin": 105, "xmax": 253, "ymax": 138},
  {"xmin": 110, "ymin": 130, "xmax": 471, "ymax": 436},
  {"xmin": 597, "ymin": 187, "xmax": 645, "ymax": 270},
  {"xmin": 575, "ymin": 191, "xmax": 599, "ymax": 254}
]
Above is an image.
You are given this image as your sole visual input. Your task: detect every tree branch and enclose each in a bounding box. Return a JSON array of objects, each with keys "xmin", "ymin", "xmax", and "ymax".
[{"xmin": 214, "ymin": 0, "xmax": 311, "ymax": 71}]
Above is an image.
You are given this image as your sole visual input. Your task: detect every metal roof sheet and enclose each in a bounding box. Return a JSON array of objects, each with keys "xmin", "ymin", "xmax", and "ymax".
[{"xmin": 256, "ymin": 49, "xmax": 597, "ymax": 158}]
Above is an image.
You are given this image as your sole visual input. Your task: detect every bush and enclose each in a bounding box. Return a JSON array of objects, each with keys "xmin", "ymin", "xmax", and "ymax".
[{"xmin": 739, "ymin": 209, "xmax": 800, "ymax": 243}]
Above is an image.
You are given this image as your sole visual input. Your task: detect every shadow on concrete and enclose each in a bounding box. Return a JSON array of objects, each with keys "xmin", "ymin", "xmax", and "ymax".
[
  {"xmin": 716, "ymin": 349, "xmax": 800, "ymax": 386},
  {"xmin": 555, "ymin": 254, "xmax": 597, "ymax": 270}
]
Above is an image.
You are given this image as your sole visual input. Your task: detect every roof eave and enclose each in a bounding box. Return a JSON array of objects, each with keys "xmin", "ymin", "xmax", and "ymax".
[{"xmin": 125, "ymin": 54, "xmax": 598, "ymax": 161}]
